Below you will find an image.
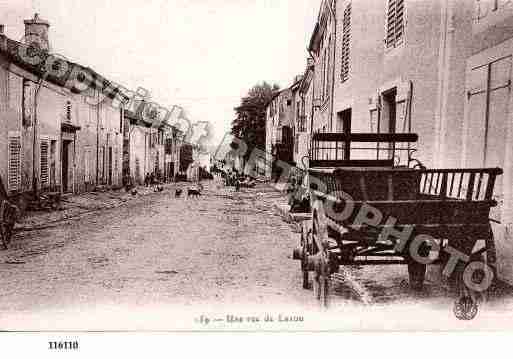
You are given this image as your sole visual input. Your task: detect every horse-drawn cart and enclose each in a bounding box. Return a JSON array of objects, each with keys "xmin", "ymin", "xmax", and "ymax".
[{"xmin": 292, "ymin": 132, "xmax": 502, "ymax": 307}]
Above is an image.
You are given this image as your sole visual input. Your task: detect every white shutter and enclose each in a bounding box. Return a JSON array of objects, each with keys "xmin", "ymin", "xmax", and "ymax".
[
  {"xmin": 114, "ymin": 148, "xmax": 119, "ymax": 183},
  {"xmin": 40, "ymin": 140, "xmax": 50, "ymax": 187},
  {"xmin": 84, "ymin": 147, "xmax": 91, "ymax": 182},
  {"xmin": 8, "ymin": 135, "xmax": 22, "ymax": 192}
]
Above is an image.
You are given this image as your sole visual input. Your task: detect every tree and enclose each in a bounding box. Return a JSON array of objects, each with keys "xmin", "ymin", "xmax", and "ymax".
[{"xmin": 231, "ymin": 82, "xmax": 280, "ymax": 163}]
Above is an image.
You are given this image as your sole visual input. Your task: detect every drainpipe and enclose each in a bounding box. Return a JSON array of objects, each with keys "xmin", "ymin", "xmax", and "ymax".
[
  {"xmin": 308, "ymin": 50, "xmax": 316, "ymax": 135},
  {"xmin": 328, "ymin": 0, "xmax": 337, "ymax": 132},
  {"xmin": 96, "ymin": 90, "xmax": 100, "ymax": 186},
  {"xmin": 434, "ymin": 0, "xmax": 453, "ymax": 168},
  {"xmin": 73, "ymin": 132, "xmax": 76, "ymax": 193},
  {"xmin": 32, "ymin": 78, "xmax": 44, "ymax": 196}
]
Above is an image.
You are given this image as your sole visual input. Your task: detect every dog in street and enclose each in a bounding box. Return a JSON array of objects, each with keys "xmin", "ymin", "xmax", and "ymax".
[
  {"xmin": 175, "ymin": 189, "xmax": 183, "ymax": 198},
  {"xmin": 187, "ymin": 188, "xmax": 202, "ymax": 198}
]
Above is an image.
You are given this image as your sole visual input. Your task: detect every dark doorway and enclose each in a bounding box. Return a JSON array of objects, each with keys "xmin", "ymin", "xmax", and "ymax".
[
  {"xmin": 381, "ymin": 88, "xmax": 397, "ymax": 133},
  {"xmin": 62, "ymin": 140, "xmax": 72, "ymax": 193},
  {"xmin": 337, "ymin": 109, "xmax": 352, "ymax": 159},
  {"xmin": 108, "ymin": 147, "xmax": 113, "ymax": 186},
  {"xmin": 381, "ymin": 88, "xmax": 397, "ymax": 159},
  {"xmin": 167, "ymin": 162, "xmax": 175, "ymax": 182},
  {"xmin": 50, "ymin": 140, "xmax": 57, "ymax": 191}
]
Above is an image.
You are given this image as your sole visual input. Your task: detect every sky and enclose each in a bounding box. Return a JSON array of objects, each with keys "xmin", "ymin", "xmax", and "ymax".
[{"xmin": 0, "ymin": 0, "xmax": 319, "ymax": 146}]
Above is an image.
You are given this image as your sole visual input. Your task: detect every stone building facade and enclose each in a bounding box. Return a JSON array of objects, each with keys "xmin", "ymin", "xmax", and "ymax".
[
  {"xmin": 264, "ymin": 87, "xmax": 295, "ymax": 179},
  {"xmin": 296, "ymin": 0, "xmax": 513, "ymax": 283},
  {"xmin": 0, "ymin": 14, "xmax": 126, "ymax": 198}
]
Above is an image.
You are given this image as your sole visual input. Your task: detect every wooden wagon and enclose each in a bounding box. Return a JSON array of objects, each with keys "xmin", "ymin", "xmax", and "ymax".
[{"xmin": 292, "ymin": 132, "xmax": 503, "ymax": 307}]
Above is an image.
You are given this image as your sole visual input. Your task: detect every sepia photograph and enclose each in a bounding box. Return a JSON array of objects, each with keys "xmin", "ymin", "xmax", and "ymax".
[{"xmin": 0, "ymin": 0, "xmax": 513, "ymax": 339}]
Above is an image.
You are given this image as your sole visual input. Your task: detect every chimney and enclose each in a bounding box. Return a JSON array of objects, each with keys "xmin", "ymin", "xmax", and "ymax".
[
  {"xmin": 24, "ymin": 13, "xmax": 50, "ymax": 51},
  {"xmin": 307, "ymin": 57, "xmax": 315, "ymax": 67},
  {"xmin": 0, "ymin": 24, "xmax": 5, "ymax": 36}
]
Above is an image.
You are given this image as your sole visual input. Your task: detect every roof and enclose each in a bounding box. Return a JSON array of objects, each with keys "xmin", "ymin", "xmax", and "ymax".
[
  {"xmin": 307, "ymin": 0, "xmax": 332, "ymax": 53},
  {"xmin": 0, "ymin": 34, "xmax": 130, "ymax": 104}
]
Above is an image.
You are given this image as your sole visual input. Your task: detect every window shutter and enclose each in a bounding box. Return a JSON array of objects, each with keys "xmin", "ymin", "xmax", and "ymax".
[
  {"xmin": 40, "ymin": 140, "xmax": 49, "ymax": 187},
  {"xmin": 386, "ymin": 0, "xmax": 405, "ymax": 48},
  {"xmin": 84, "ymin": 147, "xmax": 91, "ymax": 182},
  {"xmin": 115, "ymin": 149, "xmax": 119, "ymax": 183},
  {"xmin": 395, "ymin": 0, "xmax": 405, "ymax": 46},
  {"xmin": 8, "ymin": 136, "xmax": 22, "ymax": 192},
  {"xmin": 341, "ymin": 3, "xmax": 351, "ymax": 82}
]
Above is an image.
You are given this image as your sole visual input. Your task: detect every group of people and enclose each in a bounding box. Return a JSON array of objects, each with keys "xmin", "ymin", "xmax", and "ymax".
[
  {"xmin": 212, "ymin": 166, "xmax": 257, "ymax": 192},
  {"xmin": 143, "ymin": 172, "xmax": 161, "ymax": 187}
]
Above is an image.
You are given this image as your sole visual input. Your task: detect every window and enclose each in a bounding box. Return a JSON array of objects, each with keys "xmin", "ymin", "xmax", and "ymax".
[
  {"xmin": 287, "ymin": 99, "xmax": 292, "ymax": 106},
  {"xmin": 114, "ymin": 149, "xmax": 119, "ymax": 183},
  {"xmin": 386, "ymin": 0, "xmax": 405, "ymax": 49},
  {"xmin": 341, "ymin": 3, "xmax": 351, "ymax": 82},
  {"xmin": 8, "ymin": 135, "xmax": 22, "ymax": 192},
  {"xmin": 40, "ymin": 140, "xmax": 49, "ymax": 187},
  {"xmin": 66, "ymin": 100, "xmax": 72, "ymax": 122}
]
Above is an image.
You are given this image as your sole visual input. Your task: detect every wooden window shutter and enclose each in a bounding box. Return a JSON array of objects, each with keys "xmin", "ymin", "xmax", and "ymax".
[
  {"xmin": 386, "ymin": 0, "xmax": 405, "ymax": 48},
  {"xmin": 386, "ymin": 0, "xmax": 397, "ymax": 48},
  {"xmin": 40, "ymin": 140, "xmax": 50, "ymax": 187},
  {"xmin": 84, "ymin": 147, "xmax": 91, "ymax": 182},
  {"xmin": 341, "ymin": 3, "xmax": 351, "ymax": 82},
  {"xmin": 8, "ymin": 136, "xmax": 22, "ymax": 192},
  {"xmin": 395, "ymin": 0, "xmax": 405, "ymax": 46}
]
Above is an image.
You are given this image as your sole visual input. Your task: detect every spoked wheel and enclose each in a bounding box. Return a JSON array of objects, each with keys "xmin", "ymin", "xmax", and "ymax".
[
  {"xmin": 314, "ymin": 273, "xmax": 329, "ymax": 307},
  {"xmin": 311, "ymin": 201, "xmax": 331, "ymax": 308},
  {"xmin": 300, "ymin": 223, "xmax": 311, "ymax": 290},
  {"xmin": 407, "ymin": 261, "xmax": 427, "ymax": 291},
  {"xmin": 407, "ymin": 238, "xmax": 428, "ymax": 291}
]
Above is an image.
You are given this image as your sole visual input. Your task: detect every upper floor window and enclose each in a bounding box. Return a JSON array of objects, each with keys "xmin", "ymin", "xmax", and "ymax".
[
  {"xmin": 341, "ymin": 2, "xmax": 351, "ymax": 82},
  {"xmin": 386, "ymin": 0, "xmax": 405, "ymax": 49},
  {"xmin": 66, "ymin": 101, "xmax": 72, "ymax": 122}
]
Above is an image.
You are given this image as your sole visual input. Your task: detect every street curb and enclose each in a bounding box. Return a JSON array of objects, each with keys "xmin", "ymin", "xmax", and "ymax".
[{"xmin": 16, "ymin": 183, "xmax": 188, "ymax": 232}]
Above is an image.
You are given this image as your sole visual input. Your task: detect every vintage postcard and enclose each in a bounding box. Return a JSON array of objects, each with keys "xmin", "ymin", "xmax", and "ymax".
[{"xmin": 0, "ymin": 0, "xmax": 513, "ymax": 337}]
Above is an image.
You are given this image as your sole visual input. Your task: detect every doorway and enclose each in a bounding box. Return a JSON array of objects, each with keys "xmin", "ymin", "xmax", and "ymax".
[
  {"xmin": 62, "ymin": 140, "xmax": 72, "ymax": 193},
  {"xmin": 337, "ymin": 108, "xmax": 352, "ymax": 159},
  {"xmin": 108, "ymin": 146, "xmax": 113, "ymax": 186},
  {"xmin": 167, "ymin": 162, "xmax": 175, "ymax": 182},
  {"xmin": 380, "ymin": 88, "xmax": 397, "ymax": 159},
  {"xmin": 381, "ymin": 88, "xmax": 397, "ymax": 133}
]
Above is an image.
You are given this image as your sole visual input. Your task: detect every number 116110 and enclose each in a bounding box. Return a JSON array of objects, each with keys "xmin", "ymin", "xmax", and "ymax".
[{"xmin": 48, "ymin": 341, "xmax": 79, "ymax": 350}]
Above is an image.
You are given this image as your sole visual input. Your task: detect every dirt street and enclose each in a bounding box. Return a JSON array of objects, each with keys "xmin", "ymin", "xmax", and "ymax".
[{"xmin": 1, "ymin": 179, "xmax": 513, "ymax": 331}]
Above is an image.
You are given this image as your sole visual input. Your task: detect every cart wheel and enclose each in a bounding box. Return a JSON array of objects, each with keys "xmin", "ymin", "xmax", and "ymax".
[
  {"xmin": 302, "ymin": 270, "xmax": 310, "ymax": 290},
  {"xmin": 408, "ymin": 262, "xmax": 426, "ymax": 291},
  {"xmin": 300, "ymin": 223, "xmax": 311, "ymax": 290},
  {"xmin": 314, "ymin": 274, "xmax": 328, "ymax": 304},
  {"xmin": 312, "ymin": 202, "xmax": 331, "ymax": 307},
  {"xmin": 319, "ymin": 275, "xmax": 329, "ymax": 307}
]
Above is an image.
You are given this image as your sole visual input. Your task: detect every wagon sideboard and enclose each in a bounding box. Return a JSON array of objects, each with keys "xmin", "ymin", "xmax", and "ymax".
[{"xmin": 307, "ymin": 167, "xmax": 503, "ymax": 259}]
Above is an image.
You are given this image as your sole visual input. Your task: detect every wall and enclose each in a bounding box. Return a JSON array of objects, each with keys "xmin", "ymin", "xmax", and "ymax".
[
  {"xmin": 0, "ymin": 54, "xmax": 125, "ymax": 195},
  {"xmin": 331, "ymin": 0, "xmax": 443, "ymax": 166}
]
